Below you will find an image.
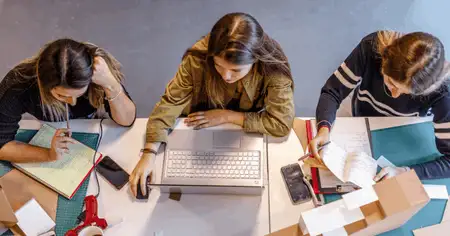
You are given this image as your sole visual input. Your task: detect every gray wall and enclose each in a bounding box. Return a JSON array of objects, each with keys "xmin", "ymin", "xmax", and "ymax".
[{"xmin": 0, "ymin": 0, "xmax": 449, "ymax": 117}]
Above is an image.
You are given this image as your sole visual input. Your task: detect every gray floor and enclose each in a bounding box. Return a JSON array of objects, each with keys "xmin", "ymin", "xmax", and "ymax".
[{"xmin": 0, "ymin": 0, "xmax": 449, "ymax": 118}]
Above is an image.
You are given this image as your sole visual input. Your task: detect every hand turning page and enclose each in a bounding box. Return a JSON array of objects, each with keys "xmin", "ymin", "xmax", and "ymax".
[
  {"xmin": 322, "ymin": 142, "xmax": 377, "ymax": 188},
  {"xmin": 14, "ymin": 124, "xmax": 102, "ymax": 199}
]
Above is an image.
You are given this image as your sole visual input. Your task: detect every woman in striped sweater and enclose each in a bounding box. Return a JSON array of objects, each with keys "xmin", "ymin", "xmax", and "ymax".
[{"xmin": 310, "ymin": 31, "xmax": 450, "ymax": 180}]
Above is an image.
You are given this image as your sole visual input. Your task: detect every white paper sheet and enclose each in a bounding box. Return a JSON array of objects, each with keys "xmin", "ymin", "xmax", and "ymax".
[
  {"xmin": 322, "ymin": 142, "xmax": 348, "ymax": 183},
  {"xmin": 15, "ymin": 199, "xmax": 55, "ymax": 236},
  {"xmin": 413, "ymin": 220, "xmax": 450, "ymax": 236},
  {"xmin": 423, "ymin": 185, "xmax": 449, "ymax": 199},
  {"xmin": 376, "ymin": 156, "xmax": 396, "ymax": 168},
  {"xmin": 300, "ymin": 199, "xmax": 364, "ymax": 236},
  {"xmin": 345, "ymin": 152, "xmax": 377, "ymax": 188},
  {"xmin": 323, "ymin": 227, "xmax": 348, "ymax": 236},
  {"xmin": 343, "ymin": 186, "xmax": 379, "ymax": 210},
  {"xmin": 322, "ymin": 142, "xmax": 377, "ymax": 188},
  {"xmin": 329, "ymin": 118, "xmax": 372, "ymax": 155}
]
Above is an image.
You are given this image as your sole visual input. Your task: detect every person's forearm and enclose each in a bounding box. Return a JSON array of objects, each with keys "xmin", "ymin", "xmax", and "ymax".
[
  {"xmin": 410, "ymin": 156, "xmax": 450, "ymax": 179},
  {"xmin": 144, "ymin": 142, "xmax": 162, "ymax": 153},
  {"xmin": 105, "ymin": 86, "xmax": 136, "ymax": 127},
  {"xmin": 227, "ymin": 110, "xmax": 245, "ymax": 127},
  {"xmin": 0, "ymin": 141, "xmax": 51, "ymax": 163}
]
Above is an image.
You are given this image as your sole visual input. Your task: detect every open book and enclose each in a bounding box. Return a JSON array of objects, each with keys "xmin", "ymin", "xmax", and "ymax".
[
  {"xmin": 13, "ymin": 124, "xmax": 102, "ymax": 199},
  {"xmin": 322, "ymin": 142, "xmax": 377, "ymax": 188}
]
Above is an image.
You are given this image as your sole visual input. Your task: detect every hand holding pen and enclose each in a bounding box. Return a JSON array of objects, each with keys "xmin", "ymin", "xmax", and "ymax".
[{"xmin": 298, "ymin": 141, "xmax": 331, "ymax": 161}]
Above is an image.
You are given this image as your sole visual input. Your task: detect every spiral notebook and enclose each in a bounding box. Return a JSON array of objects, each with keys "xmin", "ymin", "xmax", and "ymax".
[{"xmin": 13, "ymin": 124, "xmax": 103, "ymax": 199}]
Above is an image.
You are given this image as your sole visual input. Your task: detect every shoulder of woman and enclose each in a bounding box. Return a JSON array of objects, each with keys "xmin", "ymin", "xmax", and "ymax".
[
  {"xmin": 191, "ymin": 35, "xmax": 209, "ymax": 51},
  {"xmin": 1, "ymin": 68, "xmax": 36, "ymax": 94}
]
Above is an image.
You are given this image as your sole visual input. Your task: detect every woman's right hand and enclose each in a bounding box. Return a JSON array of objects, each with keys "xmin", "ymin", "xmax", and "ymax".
[
  {"xmin": 48, "ymin": 128, "xmax": 75, "ymax": 161},
  {"xmin": 129, "ymin": 153, "xmax": 153, "ymax": 198},
  {"xmin": 308, "ymin": 127, "xmax": 330, "ymax": 160}
]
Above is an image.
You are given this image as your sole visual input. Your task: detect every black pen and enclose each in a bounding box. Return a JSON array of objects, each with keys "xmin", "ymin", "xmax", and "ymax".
[{"xmin": 297, "ymin": 141, "xmax": 331, "ymax": 161}]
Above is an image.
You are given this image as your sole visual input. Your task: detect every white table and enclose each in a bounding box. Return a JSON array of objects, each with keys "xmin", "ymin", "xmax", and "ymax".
[
  {"xmin": 267, "ymin": 116, "xmax": 433, "ymax": 233},
  {"xmin": 19, "ymin": 119, "xmax": 269, "ymax": 236},
  {"xmin": 19, "ymin": 116, "xmax": 433, "ymax": 235}
]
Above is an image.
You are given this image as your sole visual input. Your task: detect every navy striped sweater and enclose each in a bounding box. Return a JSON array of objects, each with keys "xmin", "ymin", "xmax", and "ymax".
[{"xmin": 316, "ymin": 32, "xmax": 450, "ymax": 179}]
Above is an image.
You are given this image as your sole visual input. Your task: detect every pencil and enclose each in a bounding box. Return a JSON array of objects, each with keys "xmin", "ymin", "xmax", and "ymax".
[
  {"xmin": 297, "ymin": 141, "xmax": 331, "ymax": 161},
  {"xmin": 65, "ymin": 103, "xmax": 70, "ymax": 132}
]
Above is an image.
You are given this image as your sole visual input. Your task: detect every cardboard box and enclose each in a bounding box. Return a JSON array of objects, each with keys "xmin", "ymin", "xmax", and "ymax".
[
  {"xmin": 0, "ymin": 169, "xmax": 58, "ymax": 235},
  {"xmin": 267, "ymin": 170, "xmax": 430, "ymax": 236}
]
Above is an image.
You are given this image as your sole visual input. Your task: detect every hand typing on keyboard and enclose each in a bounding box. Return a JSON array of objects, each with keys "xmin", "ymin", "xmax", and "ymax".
[{"xmin": 165, "ymin": 150, "xmax": 261, "ymax": 180}]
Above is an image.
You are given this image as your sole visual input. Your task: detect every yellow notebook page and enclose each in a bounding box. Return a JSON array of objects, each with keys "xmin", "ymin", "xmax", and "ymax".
[{"xmin": 15, "ymin": 124, "xmax": 101, "ymax": 198}]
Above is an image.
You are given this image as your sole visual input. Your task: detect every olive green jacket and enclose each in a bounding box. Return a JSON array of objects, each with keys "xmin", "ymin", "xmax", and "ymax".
[{"xmin": 146, "ymin": 37, "xmax": 295, "ymax": 143}]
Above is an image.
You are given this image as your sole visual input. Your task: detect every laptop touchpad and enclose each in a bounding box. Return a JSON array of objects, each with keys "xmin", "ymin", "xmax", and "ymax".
[{"xmin": 213, "ymin": 131, "xmax": 241, "ymax": 149}]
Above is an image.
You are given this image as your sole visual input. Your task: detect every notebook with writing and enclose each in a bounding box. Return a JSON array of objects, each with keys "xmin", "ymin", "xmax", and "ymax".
[
  {"xmin": 301, "ymin": 118, "xmax": 372, "ymax": 194},
  {"xmin": 13, "ymin": 124, "xmax": 103, "ymax": 199}
]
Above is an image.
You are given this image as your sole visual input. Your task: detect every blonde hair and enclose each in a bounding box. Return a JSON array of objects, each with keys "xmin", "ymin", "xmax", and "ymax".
[{"xmin": 13, "ymin": 39, "xmax": 124, "ymax": 121}]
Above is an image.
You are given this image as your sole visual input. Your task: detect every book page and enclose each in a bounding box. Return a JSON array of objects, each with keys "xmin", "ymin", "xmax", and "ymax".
[
  {"xmin": 330, "ymin": 118, "xmax": 372, "ymax": 155},
  {"xmin": 15, "ymin": 124, "xmax": 100, "ymax": 198},
  {"xmin": 322, "ymin": 142, "xmax": 348, "ymax": 183},
  {"xmin": 345, "ymin": 152, "xmax": 377, "ymax": 188}
]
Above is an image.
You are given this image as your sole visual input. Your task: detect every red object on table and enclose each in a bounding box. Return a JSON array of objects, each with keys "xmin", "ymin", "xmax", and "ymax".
[{"xmin": 65, "ymin": 195, "xmax": 108, "ymax": 236}]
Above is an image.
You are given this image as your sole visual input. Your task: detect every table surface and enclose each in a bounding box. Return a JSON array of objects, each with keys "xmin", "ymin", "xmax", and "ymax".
[{"xmin": 18, "ymin": 116, "xmax": 433, "ymax": 236}]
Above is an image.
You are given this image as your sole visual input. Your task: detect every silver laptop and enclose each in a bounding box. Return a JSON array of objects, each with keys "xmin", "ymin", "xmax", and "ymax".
[{"xmin": 161, "ymin": 129, "xmax": 265, "ymax": 189}]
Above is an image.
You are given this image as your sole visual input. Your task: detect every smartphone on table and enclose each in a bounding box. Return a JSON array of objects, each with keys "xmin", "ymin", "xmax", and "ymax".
[
  {"xmin": 281, "ymin": 163, "xmax": 312, "ymax": 205},
  {"xmin": 96, "ymin": 156, "xmax": 129, "ymax": 190}
]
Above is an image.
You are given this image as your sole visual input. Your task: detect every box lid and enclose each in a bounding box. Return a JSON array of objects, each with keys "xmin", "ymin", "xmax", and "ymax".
[{"xmin": 373, "ymin": 170, "xmax": 429, "ymax": 216}]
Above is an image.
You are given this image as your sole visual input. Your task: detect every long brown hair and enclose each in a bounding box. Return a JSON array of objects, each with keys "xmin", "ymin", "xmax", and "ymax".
[
  {"xmin": 13, "ymin": 39, "xmax": 124, "ymax": 121},
  {"xmin": 184, "ymin": 12, "xmax": 293, "ymax": 107},
  {"xmin": 377, "ymin": 31, "xmax": 449, "ymax": 95}
]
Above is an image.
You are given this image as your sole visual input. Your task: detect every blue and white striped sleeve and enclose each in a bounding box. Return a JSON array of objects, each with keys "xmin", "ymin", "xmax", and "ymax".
[
  {"xmin": 315, "ymin": 38, "xmax": 367, "ymax": 129},
  {"xmin": 410, "ymin": 95, "xmax": 450, "ymax": 179}
]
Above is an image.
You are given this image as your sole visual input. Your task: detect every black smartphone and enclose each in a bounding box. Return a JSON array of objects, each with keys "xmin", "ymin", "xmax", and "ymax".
[
  {"xmin": 96, "ymin": 156, "xmax": 129, "ymax": 190},
  {"xmin": 281, "ymin": 163, "xmax": 312, "ymax": 205}
]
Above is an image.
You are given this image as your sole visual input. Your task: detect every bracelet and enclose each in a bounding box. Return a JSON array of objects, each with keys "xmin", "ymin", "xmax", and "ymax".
[
  {"xmin": 105, "ymin": 88, "xmax": 122, "ymax": 101},
  {"xmin": 140, "ymin": 148, "xmax": 158, "ymax": 156}
]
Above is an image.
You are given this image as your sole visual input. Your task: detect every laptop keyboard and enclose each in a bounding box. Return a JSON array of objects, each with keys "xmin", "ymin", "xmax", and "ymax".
[{"xmin": 165, "ymin": 150, "xmax": 261, "ymax": 179}]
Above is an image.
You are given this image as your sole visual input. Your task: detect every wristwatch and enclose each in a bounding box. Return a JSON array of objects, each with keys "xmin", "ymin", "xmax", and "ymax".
[{"xmin": 140, "ymin": 148, "xmax": 158, "ymax": 157}]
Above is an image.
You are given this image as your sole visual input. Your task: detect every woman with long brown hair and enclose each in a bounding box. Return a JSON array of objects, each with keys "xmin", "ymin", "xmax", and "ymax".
[
  {"xmin": 0, "ymin": 39, "xmax": 136, "ymax": 163},
  {"xmin": 130, "ymin": 12, "xmax": 295, "ymax": 197},
  {"xmin": 310, "ymin": 31, "xmax": 450, "ymax": 180}
]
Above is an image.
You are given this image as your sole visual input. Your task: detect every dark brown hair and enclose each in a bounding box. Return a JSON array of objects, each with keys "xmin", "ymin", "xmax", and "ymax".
[
  {"xmin": 378, "ymin": 31, "xmax": 447, "ymax": 95},
  {"xmin": 185, "ymin": 12, "xmax": 293, "ymax": 107},
  {"xmin": 13, "ymin": 38, "xmax": 124, "ymax": 121}
]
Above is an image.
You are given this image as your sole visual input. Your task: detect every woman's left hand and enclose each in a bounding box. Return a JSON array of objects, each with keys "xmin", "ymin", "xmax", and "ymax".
[
  {"xmin": 186, "ymin": 109, "xmax": 233, "ymax": 129},
  {"xmin": 92, "ymin": 57, "xmax": 120, "ymax": 90},
  {"xmin": 374, "ymin": 166, "xmax": 410, "ymax": 182}
]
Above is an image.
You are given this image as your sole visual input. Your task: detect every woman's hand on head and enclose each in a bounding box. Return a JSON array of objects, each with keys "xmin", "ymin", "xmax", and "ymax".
[
  {"xmin": 92, "ymin": 57, "xmax": 119, "ymax": 90},
  {"xmin": 185, "ymin": 109, "xmax": 233, "ymax": 129},
  {"xmin": 308, "ymin": 127, "xmax": 330, "ymax": 161}
]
